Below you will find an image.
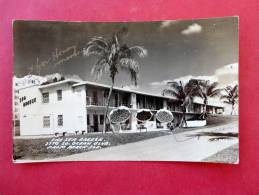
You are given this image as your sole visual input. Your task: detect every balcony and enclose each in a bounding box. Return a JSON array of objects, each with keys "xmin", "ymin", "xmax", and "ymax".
[
  {"xmin": 136, "ymin": 104, "xmax": 162, "ymax": 110},
  {"xmin": 86, "ymin": 96, "xmax": 130, "ymax": 108}
]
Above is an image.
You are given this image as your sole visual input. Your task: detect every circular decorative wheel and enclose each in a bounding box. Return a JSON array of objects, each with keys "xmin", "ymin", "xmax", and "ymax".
[
  {"xmin": 156, "ymin": 109, "xmax": 174, "ymax": 123},
  {"xmin": 109, "ymin": 106, "xmax": 131, "ymax": 124},
  {"xmin": 136, "ymin": 109, "xmax": 153, "ymax": 122}
]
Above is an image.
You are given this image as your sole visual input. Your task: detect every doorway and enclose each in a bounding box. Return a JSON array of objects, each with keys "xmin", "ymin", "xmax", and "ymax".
[
  {"xmin": 115, "ymin": 93, "xmax": 118, "ymax": 107},
  {"xmin": 93, "ymin": 114, "xmax": 99, "ymax": 132}
]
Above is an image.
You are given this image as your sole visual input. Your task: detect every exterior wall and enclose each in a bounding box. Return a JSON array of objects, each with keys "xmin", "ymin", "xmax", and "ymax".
[
  {"xmin": 18, "ymin": 80, "xmax": 226, "ymax": 136},
  {"xmin": 19, "ymin": 87, "xmax": 43, "ymax": 135},
  {"xmin": 13, "ymin": 88, "xmax": 20, "ymax": 135},
  {"xmin": 19, "ymin": 83, "xmax": 86, "ymax": 135},
  {"xmin": 84, "ymin": 85, "xmax": 226, "ymax": 133},
  {"xmin": 13, "ymin": 75, "xmax": 46, "ymax": 136}
]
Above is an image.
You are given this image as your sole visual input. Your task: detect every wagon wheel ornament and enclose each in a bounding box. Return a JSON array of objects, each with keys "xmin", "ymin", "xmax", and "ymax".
[
  {"xmin": 136, "ymin": 109, "xmax": 153, "ymax": 122},
  {"xmin": 156, "ymin": 109, "xmax": 174, "ymax": 123}
]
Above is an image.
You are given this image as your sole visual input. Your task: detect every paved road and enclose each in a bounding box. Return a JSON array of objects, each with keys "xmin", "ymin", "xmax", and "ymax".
[{"xmin": 54, "ymin": 121, "xmax": 238, "ymax": 162}]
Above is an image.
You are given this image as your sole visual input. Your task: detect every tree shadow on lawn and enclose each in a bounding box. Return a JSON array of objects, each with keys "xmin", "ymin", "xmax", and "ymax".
[{"xmin": 187, "ymin": 132, "xmax": 238, "ymax": 141}]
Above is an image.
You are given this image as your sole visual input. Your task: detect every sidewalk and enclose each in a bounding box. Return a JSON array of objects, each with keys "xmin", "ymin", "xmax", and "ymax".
[{"xmin": 53, "ymin": 121, "xmax": 238, "ymax": 162}]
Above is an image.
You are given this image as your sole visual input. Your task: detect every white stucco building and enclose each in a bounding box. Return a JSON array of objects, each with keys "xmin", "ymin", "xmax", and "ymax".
[
  {"xmin": 16, "ymin": 77, "xmax": 225, "ymax": 136},
  {"xmin": 13, "ymin": 75, "xmax": 46, "ymax": 135}
]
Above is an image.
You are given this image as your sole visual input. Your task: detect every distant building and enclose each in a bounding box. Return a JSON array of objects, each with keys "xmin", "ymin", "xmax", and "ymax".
[
  {"xmin": 16, "ymin": 77, "xmax": 225, "ymax": 136},
  {"xmin": 13, "ymin": 75, "xmax": 46, "ymax": 135}
]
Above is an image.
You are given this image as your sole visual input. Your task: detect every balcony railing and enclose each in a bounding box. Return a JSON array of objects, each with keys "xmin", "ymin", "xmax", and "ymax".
[
  {"xmin": 136, "ymin": 104, "xmax": 162, "ymax": 110},
  {"xmin": 86, "ymin": 96, "xmax": 130, "ymax": 108}
]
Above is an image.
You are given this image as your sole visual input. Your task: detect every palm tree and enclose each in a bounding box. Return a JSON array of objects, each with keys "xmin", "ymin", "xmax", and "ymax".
[
  {"xmin": 221, "ymin": 84, "xmax": 238, "ymax": 115},
  {"xmin": 163, "ymin": 80, "xmax": 200, "ymax": 127},
  {"xmin": 84, "ymin": 30, "xmax": 147, "ymax": 133},
  {"xmin": 199, "ymin": 81, "xmax": 222, "ymax": 119}
]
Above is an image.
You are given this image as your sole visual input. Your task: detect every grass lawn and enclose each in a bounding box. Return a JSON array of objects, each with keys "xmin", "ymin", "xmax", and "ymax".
[
  {"xmin": 203, "ymin": 143, "xmax": 239, "ymax": 163},
  {"xmin": 173, "ymin": 114, "xmax": 238, "ymax": 134},
  {"xmin": 13, "ymin": 131, "xmax": 171, "ymax": 160},
  {"xmin": 13, "ymin": 115, "xmax": 238, "ymax": 161}
]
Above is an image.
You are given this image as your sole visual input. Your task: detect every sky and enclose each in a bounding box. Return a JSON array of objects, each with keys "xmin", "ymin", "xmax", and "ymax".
[{"xmin": 13, "ymin": 17, "xmax": 238, "ymax": 95}]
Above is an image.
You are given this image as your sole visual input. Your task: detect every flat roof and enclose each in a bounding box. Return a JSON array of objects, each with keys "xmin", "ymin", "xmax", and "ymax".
[
  {"xmin": 73, "ymin": 81, "xmax": 224, "ymax": 107},
  {"xmin": 38, "ymin": 79, "xmax": 81, "ymax": 89},
  {"xmin": 72, "ymin": 81, "xmax": 176, "ymax": 100}
]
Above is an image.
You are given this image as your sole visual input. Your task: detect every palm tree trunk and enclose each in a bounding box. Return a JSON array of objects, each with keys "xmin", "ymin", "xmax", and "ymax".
[
  {"xmin": 103, "ymin": 82, "xmax": 114, "ymax": 134},
  {"xmin": 202, "ymin": 98, "xmax": 207, "ymax": 119},
  {"xmin": 180, "ymin": 106, "xmax": 187, "ymax": 127}
]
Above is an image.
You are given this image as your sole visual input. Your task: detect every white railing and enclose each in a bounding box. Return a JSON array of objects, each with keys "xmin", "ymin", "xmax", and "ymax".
[{"xmin": 86, "ymin": 96, "xmax": 130, "ymax": 107}]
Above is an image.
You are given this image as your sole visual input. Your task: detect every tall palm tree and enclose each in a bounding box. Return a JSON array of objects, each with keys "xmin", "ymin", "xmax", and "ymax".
[
  {"xmin": 199, "ymin": 81, "xmax": 222, "ymax": 119},
  {"xmin": 163, "ymin": 80, "xmax": 200, "ymax": 127},
  {"xmin": 84, "ymin": 31, "xmax": 147, "ymax": 133},
  {"xmin": 221, "ymin": 84, "xmax": 238, "ymax": 115}
]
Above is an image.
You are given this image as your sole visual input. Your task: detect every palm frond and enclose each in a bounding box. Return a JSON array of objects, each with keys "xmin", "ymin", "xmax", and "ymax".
[
  {"xmin": 226, "ymin": 86, "xmax": 233, "ymax": 92},
  {"xmin": 184, "ymin": 81, "xmax": 200, "ymax": 97},
  {"xmin": 162, "ymin": 89, "xmax": 182, "ymax": 100},
  {"xmin": 130, "ymin": 69, "xmax": 139, "ymax": 86},
  {"xmin": 119, "ymin": 58, "xmax": 140, "ymax": 86},
  {"xmin": 232, "ymin": 84, "xmax": 238, "ymax": 93},
  {"xmin": 120, "ymin": 58, "xmax": 139, "ymax": 72},
  {"xmin": 223, "ymin": 100, "xmax": 232, "ymax": 104},
  {"xmin": 166, "ymin": 81, "xmax": 181, "ymax": 91},
  {"xmin": 221, "ymin": 84, "xmax": 238, "ymax": 105},
  {"xmin": 209, "ymin": 88, "xmax": 222, "ymax": 97},
  {"xmin": 90, "ymin": 58, "xmax": 109, "ymax": 80},
  {"xmin": 84, "ymin": 44, "xmax": 106, "ymax": 57},
  {"xmin": 221, "ymin": 94, "xmax": 229, "ymax": 99},
  {"xmin": 129, "ymin": 46, "xmax": 148, "ymax": 58},
  {"xmin": 207, "ymin": 82, "xmax": 219, "ymax": 94},
  {"xmin": 87, "ymin": 37, "xmax": 109, "ymax": 49}
]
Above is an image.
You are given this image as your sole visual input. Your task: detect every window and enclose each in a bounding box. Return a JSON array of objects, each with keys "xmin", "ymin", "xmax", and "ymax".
[
  {"xmin": 122, "ymin": 94, "xmax": 128, "ymax": 106},
  {"xmin": 57, "ymin": 115, "xmax": 63, "ymax": 126},
  {"xmin": 43, "ymin": 116, "xmax": 50, "ymax": 128},
  {"xmin": 87, "ymin": 114, "xmax": 90, "ymax": 125},
  {"xmin": 115, "ymin": 93, "xmax": 118, "ymax": 107},
  {"xmin": 93, "ymin": 91, "xmax": 98, "ymax": 105},
  {"xmin": 42, "ymin": 92, "xmax": 49, "ymax": 103},
  {"xmin": 57, "ymin": 90, "xmax": 62, "ymax": 101},
  {"xmin": 104, "ymin": 90, "xmax": 109, "ymax": 98},
  {"xmin": 100, "ymin": 115, "xmax": 104, "ymax": 124}
]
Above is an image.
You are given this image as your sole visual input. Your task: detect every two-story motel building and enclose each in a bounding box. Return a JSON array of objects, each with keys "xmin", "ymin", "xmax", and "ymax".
[{"xmin": 17, "ymin": 79, "xmax": 224, "ymax": 136}]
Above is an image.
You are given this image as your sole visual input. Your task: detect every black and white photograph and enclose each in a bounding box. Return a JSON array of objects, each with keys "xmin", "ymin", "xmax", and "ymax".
[{"xmin": 13, "ymin": 17, "xmax": 239, "ymax": 163}]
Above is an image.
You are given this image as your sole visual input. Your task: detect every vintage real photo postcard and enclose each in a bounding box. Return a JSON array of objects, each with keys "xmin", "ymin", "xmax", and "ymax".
[{"xmin": 13, "ymin": 17, "xmax": 239, "ymax": 163}]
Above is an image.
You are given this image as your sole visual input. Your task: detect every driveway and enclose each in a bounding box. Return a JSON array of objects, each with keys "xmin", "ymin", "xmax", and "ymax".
[{"xmin": 54, "ymin": 121, "xmax": 238, "ymax": 162}]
